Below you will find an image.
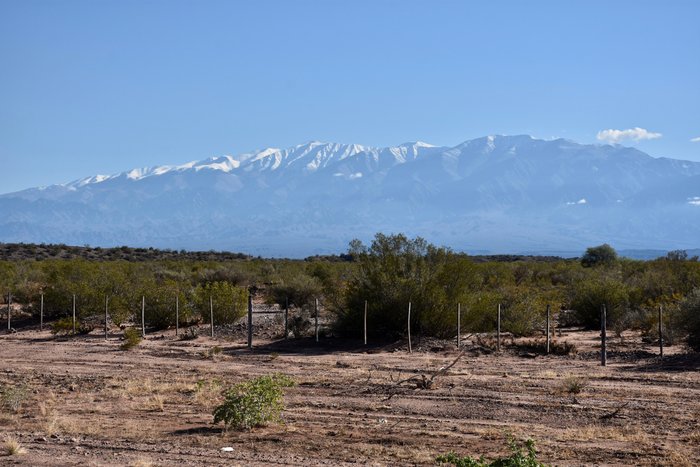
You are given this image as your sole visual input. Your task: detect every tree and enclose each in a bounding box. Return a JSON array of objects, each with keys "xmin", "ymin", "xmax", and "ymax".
[
  {"xmin": 338, "ymin": 233, "xmax": 468, "ymax": 338},
  {"xmin": 580, "ymin": 244, "xmax": 618, "ymax": 268}
]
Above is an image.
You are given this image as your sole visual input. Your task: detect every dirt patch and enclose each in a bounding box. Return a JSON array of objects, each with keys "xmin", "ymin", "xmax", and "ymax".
[{"xmin": 0, "ymin": 327, "xmax": 698, "ymax": 466}]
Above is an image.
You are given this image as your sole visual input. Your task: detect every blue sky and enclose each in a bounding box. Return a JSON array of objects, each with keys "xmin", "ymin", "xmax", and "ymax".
[{"xmin": 1, "ymin": 0, "xmax": 699, "ymax": 194}]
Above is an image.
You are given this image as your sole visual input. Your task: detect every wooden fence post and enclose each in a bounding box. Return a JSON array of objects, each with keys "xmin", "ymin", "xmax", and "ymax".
[
  {"xmin": 284, "ymin": 297, "xmax": 289, "ymax": 340},
  {"xmin": 105, "ymin": 295, "xmax": 109, "ymax": 339},
  {"xmin": 175, "ymin": 295, "xmax": 179, "ymax": 337},
  {"xmin": 72, "ymin": 294, "xmax": 76, "ymax": 334},
  {"xmin": 315, "ymin": 298, "xmax": 319, "ymax": 343},
  {"xmin": 658, "ymin": 305, "xmax": 663, "ymax": 358},
  {"xmin": 497, "ymin": 303, "xmax": 501, "ymax": 352},
  {"xmin": 209, "ymin": 296, "xmax": 214, "ymax": 338},
  {"xmin": 457, "ymin": 303, "xmax": 461, "ymax": 348},
  {"xmin": 546, "ymin": 304, "xmax": 551, "ymax": 355},
  {"xmin": 141, "ymin": 296, "xmax": 145, "ymax": 338},
  {"xmin": 407, "ymin": 301, "xmax": 412, "ymax": 354},
  {"xmin": 247, "ymin": 293, "xmax": 253, "ymax": 349},
  {"xmin": 364, "ymin": 300, "xmax": 368, "ymax": 346},
  {"xmin": 6, "ymin": 293, "xmax": 11, "ymax": 330},
  {"xmin": 40, "ymin": 293, "xmax": 44, "ymax": 331},
  {"xmin": 601, "ymin": 304, "xmax": 607, "ymax": 366}
]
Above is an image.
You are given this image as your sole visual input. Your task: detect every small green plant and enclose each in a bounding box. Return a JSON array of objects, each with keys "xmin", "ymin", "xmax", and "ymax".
[
  {"xmin": 0, "ymin": 383, "xmax": 29, "ymax": 413},
  {"xmin": 437, "ymin": 437, "xmax": 548, "ymax": 467},
  {"xmin": 121, "ymin": 328, "xmax": 142, "ymax": 350},
  {"xmin": 213, "ymin": 374, "xmax": 295, "ymax": 431}
]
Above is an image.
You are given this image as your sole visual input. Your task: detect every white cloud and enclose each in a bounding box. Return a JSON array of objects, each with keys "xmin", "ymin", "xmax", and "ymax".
[
  {"xmin": 596, "ymin": 127, "xmax": 662, "ymax": 144},
  {"xmin": 691, "ymin": 136, "xmax": 700, "ymax": 143}
]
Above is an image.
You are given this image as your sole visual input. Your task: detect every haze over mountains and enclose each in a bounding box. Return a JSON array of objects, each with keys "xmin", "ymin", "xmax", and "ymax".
[{"xmin": 2, "ymin": 135, "xmax": 699, "ymax": 257}]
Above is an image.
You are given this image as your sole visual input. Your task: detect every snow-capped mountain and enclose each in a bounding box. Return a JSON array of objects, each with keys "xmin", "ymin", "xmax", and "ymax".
[{"xmin": 2, "ymin": 136, "xmax": 699, "ymax": 256}]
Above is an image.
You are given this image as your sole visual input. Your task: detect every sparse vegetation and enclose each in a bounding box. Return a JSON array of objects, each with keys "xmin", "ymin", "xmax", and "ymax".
[
  {"xmin": 121, "ymin": 328, "xmax": 142, "ymax": 350},
  {"xmin": 0, "ymin": 383, "xmax": 29, "ymax": 413},
  {"xmin": 2, "ymin": 435, "xmax": 26, "ymax": 456},
  {"xmin": 436, "ymin": 437, "xmax": 548, "ymax": 466},
  {"xmin": 560, "ymin": 375, "xmax": 587, "ymax": 395},
  {"xmin": 213, "ymin": 374, "xmax": 295, "ymax": 430},
  {"xmin": 1, "ymin": 238, "xmax": 700, "ymax": 345}
]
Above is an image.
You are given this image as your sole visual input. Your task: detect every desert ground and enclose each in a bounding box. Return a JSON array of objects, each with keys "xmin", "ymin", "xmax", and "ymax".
[{"xmin": 1, "ymin": 316, "xmax": 699, "ymax": 466}]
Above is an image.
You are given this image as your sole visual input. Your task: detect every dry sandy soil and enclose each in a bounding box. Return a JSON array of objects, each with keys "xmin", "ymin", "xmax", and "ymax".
[{"xmin": 0, "ymin": 321, "xmax": 699, "ymax": 466}]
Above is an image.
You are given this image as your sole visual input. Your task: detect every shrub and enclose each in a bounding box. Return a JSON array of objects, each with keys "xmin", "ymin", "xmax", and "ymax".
[
  {"xmin": 569, "ymin": 277, "xmax": 629, "ymax": 329},
  {"xmin": 2, "ymin": 435, "xmax": 26, "ymax": 456},
  {"xmin": 213, "ymin": 374, "xmax": 295, "ymax": 430},
  {"xmin": 560, "ymin": 375, "xmax": 586, "ymax": 395},
  {"xmin": 193, "ymin": 281, "xmax": 247, "ymax": 326},
  {"xmin": 338, "ymin": 234, "xmax": 477, "ymax": 338},
  {"xmin": 0, "ymin": 383, "xmax": 29, "ymax": 413},
  {"xmin": 51, "ymin": 317, "xmax": 93, "ymax": 335},
  {"xmin": 679, "ymin": 288, "xmax": 700, "ymax": 351},
  {"xmin": 436, "ymin": 437, "xmax": 548, "ymax": 467},
  {"xmin": 121, "ymin": 327, "xmax": 142, "ymax": 350},
  {"xmin": 288, "ymin": 308, "xmax": 312, "ymax": 338}
]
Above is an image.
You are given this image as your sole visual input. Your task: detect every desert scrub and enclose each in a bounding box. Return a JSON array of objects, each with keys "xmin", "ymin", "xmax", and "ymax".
[
  {"xmin": 0, "ymin": 383, "xmax": 29, "ymax": 413},
  {"xmin": 2, "ymin": 435, "xmax": 26, "ymax": 456},
  {"xmin": 437, "ymin": 437, "xmax": 548, "ymax": 467},
  {"xmin": 213, "ymin": 374, "xmax": 295, "ymax": 430},
  {"xmin": 51, "ymin": 317, "xmax": 93, "ymax": 335},
  {"xmin": 560, "ymin": 375, "xmax": 587, "ymax": 395},
  {"xmin": 121, "ymin": 328, "xmax": 142, "ymax": 350}
]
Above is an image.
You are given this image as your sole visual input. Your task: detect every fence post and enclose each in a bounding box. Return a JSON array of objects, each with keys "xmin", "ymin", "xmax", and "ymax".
[
  {"xmin": 315, "ymin": 298, "xmax": 319, "ymax": 343},
  {"xmin": 175, "ymin": 295, "xmax": 179, "ymax": 337},
  {"xmin": 72, "ymin": 294, "xmax": 76, "ymax": 334},
  {"xmin": 546, "ymin": 304, "xmax": 551, "ymax": 355},
  {"xmin": 284, "ymin": 297, "xmax": 289, "ymax": 340},
  {"xmin": 40, "ymin": 293, "xmax": 44, "ymax": 331},
  {"xmin": 210, "ymin": 296, "xmax": 214, "ymax": 338},
  {"xmin": 407, "ymin": 301, "xmax": 412, "ymax": 354},
  {"xmin": 364, "ymin": 300, "xmax": 368, "ymax": 346},
  {"xmin": 6, "ymin": 293, "xmax": 11, "ymax": 330},
  {"xmin": 457, "ymin": 303, "xmax": 461, "ymax": 348},
  {"xmin": 141, "ymin": 296, "xmax": 145, "ymax": 338},
  {"xmin": 105, "ymin": 295, "xmax": 109, "ymax": 339},
  {"xmin": 497, "ymin": 303, "xmax": 501, "ymax": 352},
  {"xmin": 600, "ymin": 304, "xmax": 607, "ymax": 366},
  {"xmin": 658, "ymin": 304, "xmax": 663, "ymax": 358},
  {"xmin": 247, "ymin": 293, "xmax": 253, "ymax": 349}
]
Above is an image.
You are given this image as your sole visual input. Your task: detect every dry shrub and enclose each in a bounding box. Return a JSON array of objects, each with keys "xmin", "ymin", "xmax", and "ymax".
[
  {"xmin": 559, "ymin": 375, "xmax": 587, "ymax": 395},
  {"xmin": 0, "ymin": 383, "xmax": 29, "ymax": 413},
  {"xmin": 2, "ymin": 435, "xmax": 26, "ymax": 456}
]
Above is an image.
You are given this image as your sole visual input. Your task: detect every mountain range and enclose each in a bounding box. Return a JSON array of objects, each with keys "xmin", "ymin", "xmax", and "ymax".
[{"xmin": 2, "ymin": 135, "xmax": 700, "ymax": 257}]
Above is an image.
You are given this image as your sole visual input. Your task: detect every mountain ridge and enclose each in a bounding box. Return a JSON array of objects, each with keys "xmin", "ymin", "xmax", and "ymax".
[{"xmin": 2, "ymin": 135, "xmax": 699, "ymax": 257}]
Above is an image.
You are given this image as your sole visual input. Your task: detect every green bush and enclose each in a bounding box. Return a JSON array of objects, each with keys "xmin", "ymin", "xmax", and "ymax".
[
  {"xmin": 121, "ymin": 327, "xmax": 142, "ymax": 350},
  {"xmin": 51, "ymin": 317, "xmax": 93, "ymax": 335},
  {"xmin": 580, "ymin": 244, "xmax": 618, "ymax": 268},
  {"xmin": 569, "ymin": 276, "xmax": 629, "ymax": 329},
  {"xmin": 679, "ymin": 288, "xmax": 700, "ymax": 350},
  {"xmin": 436, "ymin": 437, "xmax": 548, "ymax": 467},
  {"xmin": 213, "ymin": 374, "xmax": 295, "ymax": 430},
  {"xmin": 193, "ymin": 281, "xmax": 247, "ymax": 326}
]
